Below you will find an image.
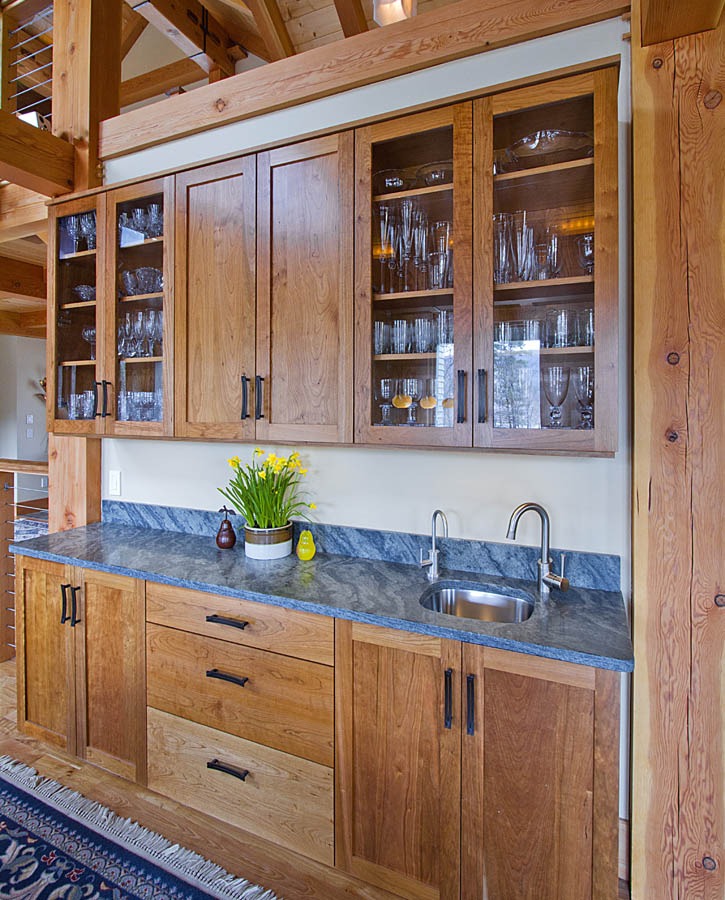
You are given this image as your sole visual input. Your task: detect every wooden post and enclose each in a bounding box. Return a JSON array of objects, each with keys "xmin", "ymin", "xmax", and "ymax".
[
  {"xmin": 632, "ymin": 0, "xmax": 725, "ymax": 896},
  {"xmin": 0, "ymin": 472, "xmax": 14, "ymax": 662},
  {"xmin": 48, "ymin": 435, "xmax": 101, "ymax": 533},
  {"xmin": 52, "ymin": 0, "xmax": 123, "ymax": 190}
]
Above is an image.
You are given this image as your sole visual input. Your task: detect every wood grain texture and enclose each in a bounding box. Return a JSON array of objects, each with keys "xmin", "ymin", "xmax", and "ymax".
[
  {"xmin": 245, "ymin": 0, "xmax": 295, "ymax": 60},
  {"xmin": 483, "ymin": 645, "xmax": 596, "ymax": 689},
  {"xmin": 593, "ymin": 668, "xmax": 620, "ymax": 900},
  {"xmin": 120, "ymin": 59, "xmax": 205, "ymax": 106},
  {"xmin": 0, "ymin": 109, "xmax": 75, "ymax": 196},
  {"xmin": 255, "ymin": 132, "xmax": 353, "ymax": 444},
  {"xmin": 333, "ymin": 0, "xmax": 368, "ymax": 37},
  {"xmin": 146, "ymin": 622, "xmax": 334, "ymax": 765},
  {"xmin": 174, "ymin": 156, "xmax": 257, "ymax": 440},
  {"xmin": 47, "ymin": 435, "xmax": 101, "ymax": 533},
  {"xmin": 146, "ymin": 582, "xmax": 334, "ymax": 665},
  {"xmin": 641, "ymin": 0, "xmax": 724, "ymax": 44},
  {"xmin": 0, "ymin": 475, "xmax": 15, "ymax": 661},
  {"xmin": 335, "ymin": 620, "xmax": 461, "ymax": 899},
  {"xmin": 0, "ymin": 184, "xmax": 48, "ymax": 242},
  {"xmin": 147, "ymin": 707, "xmax": 334, "ymax": 864},
  {"xmin": 0, "ymin": 257, "xmax": 46, "ymax": 302},
  {"xmin": 99, "ymin": 0, "xmax": 629, "ymax": 160},
  {"xmin": 632, "ymin": 4, "xmax": 725, "ymax": 896}
]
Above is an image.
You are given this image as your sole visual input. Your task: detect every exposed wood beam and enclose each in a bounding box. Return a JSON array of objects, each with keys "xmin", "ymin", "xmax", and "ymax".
[
  {"xmin": 641, "ymin": 0, "xmax": 724, "ymax": 43},
  {"xmin": 200, "ymin": 0, "xmax": 271, "ymax": 61},
  {"xmin": 0, "ymin": 109, "xmax": 75, "ymax": 195},
  {"xmin": 333, "ymin": 0, "xmax": 368, "ymax": 37},
  {"xmin": 244, "ymin": 0, "xmax": 294, "ymax": 60},
  {"xmin": 0, "ymin": 184, "xmax": 47, "ymax": 241},
  {"xmin": 53, "ymin": 0, "xmax": 123, "ymax": 190},
  {"xmin": 121, "ymin": 3, "xmax": 148, "ymax": 57},
  {"xmin": 121, "ymin": 57, "xmax": 205, "ymax": 105},
  {"xmin": 124, "ymin": 0, "xmax": 238, "ymax": 76},
  {"xmin": 0, "ymin": 256, "xmax": 45, "ymax": 301},
  {"xmin": 0, "ymin": 308, "xmax": 46, "ymax": 337},
  {"xmin": 100, "ymin": 0, "xmax": 630, "ymax": 160}
]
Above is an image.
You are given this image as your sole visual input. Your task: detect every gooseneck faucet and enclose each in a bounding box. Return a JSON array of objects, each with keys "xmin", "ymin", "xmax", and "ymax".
[
  {"xmin": 506, "ymin": 502, "xmax": 569, "ymax": 598},
  {"xmin": 420, "ymin": 509, "xmax": 449, "ymax": 581}
]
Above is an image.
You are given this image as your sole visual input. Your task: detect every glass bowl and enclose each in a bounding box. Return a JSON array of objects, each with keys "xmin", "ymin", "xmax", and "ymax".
[
  {"xmin": 373, "ymin": 169, "xmax": 410, "ymax": 194},
  {"xmin": 416, "ymin": 160, "xmax": 453, "ymax": 187},
  {"xmin": 134, "ymin": 267, "xmax": 163, "ymax": 293},
  {"xmin": 507, "ymin": 130, "xmax": 593, "ymax": 168},
  {"xmin": 72, "ymin": 284, "xmax": 96, "ymax": 302}
]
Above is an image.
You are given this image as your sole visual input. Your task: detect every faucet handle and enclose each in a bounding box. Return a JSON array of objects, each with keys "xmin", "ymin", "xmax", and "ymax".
[
  {"xmin": 419, "ymin": 548, "xmax": 431, "ymax": 569},
  {"xmin": 560, "ymin": 553, "xmax": 566, "ymax": 579}
]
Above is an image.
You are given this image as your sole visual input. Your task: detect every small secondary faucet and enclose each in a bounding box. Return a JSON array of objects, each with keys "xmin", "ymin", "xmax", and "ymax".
[
  {"xmin": 506, "ymin": 502, "xmax": 569, "ymax": 598},
  {"xmin": 420, "ymin": 509, "xmax": 448, "ymax": 581}
]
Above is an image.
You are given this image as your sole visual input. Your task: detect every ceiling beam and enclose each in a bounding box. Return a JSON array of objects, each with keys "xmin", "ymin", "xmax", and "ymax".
[
  {"xmin": 243, "ymin": 0, "xmax": 295, "ymax": 60},
  {"xmin": 0, "ymin": 309, "xmax": 46, "ymax": 338},
  {"xmin": 0, "ymin": 108, "xmax": 75, "ymax": 195},
  {"xmin": 333, "ymin": 0, "xmax": 368, "ymax": 37},
  {"xmin": 121, "ymin": 3, "xmax": 148, "ymax": 57},
  {"xmin": 100, "ymin": 0, "xmax": 629, "ymax": 160},
  {"xmin": 0, "ymin": 184, "xmax": 47, "ymax": 241},
  {"xmin": 121, "ymin": 57, "xmax": 205, "ymax": 105},
  {"xmin": 641, "ymin": 0, "xmax": 724, "ymax": 43},
  {"xmin": 124, "ymin": 0, "xmax": 238, "ymax": 76},
  {"xmin": 0, "ymin": 255, "xmax": 46, "ymax": 301},
  {"xmin": 199, "ymin": 0, "xmax": 271, "ymax": 61}
]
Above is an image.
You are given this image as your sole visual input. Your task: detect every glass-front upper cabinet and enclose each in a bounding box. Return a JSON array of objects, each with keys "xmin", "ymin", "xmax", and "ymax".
[
  {"xmin": 354, "ymin": 105, "xmax": 473, "ymax": 447},
  {"xmin": 102, "ymin": 177, "xmax": 173, "ymax": 437},
  {"xmin": 474, "ymin": 68, "xmax": 619, "ymax": 452},
  {"xmin": 48, "ymin": 195, "xmax": 105, "ymax": 434}
]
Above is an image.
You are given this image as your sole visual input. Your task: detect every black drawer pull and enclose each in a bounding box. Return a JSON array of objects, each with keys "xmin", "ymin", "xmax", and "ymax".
[
  {"xmin": 255, "ymin": 375, "xmax": 264, "ymax": 420},
  {"xmin": 444, "ymin": 667, "xmax": 453, "ymax": 729},
  {"xmin": 206, "ymin": 759, "xmax": 249, "ymax": 782},
  {"xmin": 206, "ymin": 613, "xmax": 249, "ymax": 631},
  {"xmin": 456, "ymin": 370, "xmax": 466, "ymax": 424},
  {"xmin": 466, "ymin": 673, "xmax": 476, "ymax": 735},
  {"xmin": 240, "ymin": 375, "xmax": 249, "ymax": 420},
  {"xmin": 477, "ymin": 369, "xmax": 488, "ymax": 424},
  {"xmin": 70, "ymin": 586, "xmax": 81, "ymax": 627},
  {"xmin": 101, "ymin": 380, "xmax": 111, "ymax": 418},
  {"xmin": 206, "ymin": 668, "xmax": 249, "ymax": 688},
  {"xmin": 60, "ymin": 583, "xmax": 71, "ymax": 624},
  {"xmin": 92, "ymin": 382, "xmax": 101, "ymax": 419}
]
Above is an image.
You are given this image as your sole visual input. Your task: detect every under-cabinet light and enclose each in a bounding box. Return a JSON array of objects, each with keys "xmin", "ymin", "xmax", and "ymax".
[{"xmin": 373, "ymin": 0, "xmax": 417, "ymax": 26}]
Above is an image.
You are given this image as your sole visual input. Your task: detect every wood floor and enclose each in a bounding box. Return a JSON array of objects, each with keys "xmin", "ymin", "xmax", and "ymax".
[{"xmin": 0, "ymin": 660, "xmax": 630, "ymax": 899}]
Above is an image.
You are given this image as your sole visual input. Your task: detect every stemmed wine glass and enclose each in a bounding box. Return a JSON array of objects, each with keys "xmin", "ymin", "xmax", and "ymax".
[
  {"xmin": 376, "ymin": 378, "xmax": 394, "ymax": 425},
  {"xmin": 146, "ymin": 203, "xmax": 163, "ymax": 238},
  {"xmin": 80, "ymin": 212, "xmax": 96, "ymax": 250},
  {"xmin": 81, "ymin": 326, "xmax": 96, "ymax": 360},
  {"xmin": 375, "ymin": 205, "xmax": 394, "ymax": 293},
  {"xmin": 577, "ymin": 233, "xmax": 595, "ymax": 275},
  {"xmin": 401, "ymin": 377, "xmax": 422, "ymax": 425},
  {"xmin": 573, "ymin": 365, "xmax": 594, "ymax": 429},
  {"xmin": 542, "ymin": 366, "xmax": 570, "ymax": 428},
  {"xmin": 64, "ymin": 215, "xmax": 81, "ymax": 253}
]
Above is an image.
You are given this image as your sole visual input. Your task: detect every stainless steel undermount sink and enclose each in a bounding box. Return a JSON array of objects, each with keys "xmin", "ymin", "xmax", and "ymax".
[{"xmin": 419, "ymin": 581, "xmax": 535, "ymax": 624}]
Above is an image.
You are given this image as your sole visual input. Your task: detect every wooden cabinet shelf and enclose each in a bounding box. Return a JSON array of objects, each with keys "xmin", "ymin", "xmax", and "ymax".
[
  {"xmin": 493, "ymin": 274, "xmax": 594, "ymax": 298},
  {"xmin": 59, "ymin": 248, "xmax": 96, "ymax": 260},
  {"xmin": 121, "ymin": 356, "xmax": 163, "ymax": 364},
  {"xmin": 60, "ymin": 300, "xmax": 97, "ymax": 310},
  {"xmin": 372, "ymin": 182, "xmax": 452, "ymax": 202},
  {"xmin": 373, "ymin": 352, "xmax": 438, "ymax": 361},
  {"xmin": 58, "ymin": 359, "xmax": 95, "ymax": 367},
  {"xmin": 493, "ymin": 157, "xmax": 594, "ymax": 214},
  {"xmin": 119, "ymin": 236, "xmax": 164, "ymax": 249},
  {"xmin": 373, "ymin": 287, "xmax": 453, "ymax": 302},
  {"xmin": 494, "ymin": 155, "xmax": 593, "ymax": 184},
  {"xmin": 119, "ymin": 292, "xmax": 163, "ymax": 303}
]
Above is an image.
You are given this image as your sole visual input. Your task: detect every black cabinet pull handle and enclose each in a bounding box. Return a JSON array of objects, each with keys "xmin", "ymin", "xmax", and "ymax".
[
  {"xmin": 444, "ymin": 667, "xmax": 453, "ymax": 729},
  {"xmin": 477, "ymin": 369, "xmax": 488, "ymax": 424},
  {"xmin": 60, "ymin": 583, "xmax": 71, "ymax": 624},
  {"xmin": 254, "ymin": 375, "xmax": 264, "ymax": 420},
  {"xmin": 206, "ymin": 759, "xmax": 249, "ymax": 782},
  {"xmin": 240, "ymin": 376, "xmax": 249, "ymax": 420},
  {"xmin": 101, "ymin": 380, "xmax": 110, "ymax": 418},
  {"xmin": 206, "ymin": 668, "xmax": 249, "ymax": 688},
  {"xmin": 69, "ymin": 586, "xmax": 81, "ymax": 627},
  {"xmin": 466, "ymin": 674, "xmax": 476, "ymax": 735},
  {"xmin": 92, "ymin": 382, "xmax": 101, "ymax": 418},
  {"xmin": 206, "ymin": 614, "xmax": 249, "ymax": 631},
  {"xmin": 456, "ymin": 370, "xmax": 466, "ymax": 424}
]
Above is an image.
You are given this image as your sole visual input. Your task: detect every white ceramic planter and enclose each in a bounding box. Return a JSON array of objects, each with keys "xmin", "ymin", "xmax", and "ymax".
[{"xmin": 243, "ymin": 522, "xmax": 293, "ymax": 559}]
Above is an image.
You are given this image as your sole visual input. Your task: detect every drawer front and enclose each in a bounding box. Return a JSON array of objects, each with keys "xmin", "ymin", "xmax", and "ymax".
[
  {"xmin": 147, "ymin": 623, "xmax": 334, "ymax": 766},
  {"xmin": 147, "ymin": 708, "xmax": 334, "ymax": 865},
  {"xmin": 146, "ymin": 582, "xmax": 334, "ymax": 665}
]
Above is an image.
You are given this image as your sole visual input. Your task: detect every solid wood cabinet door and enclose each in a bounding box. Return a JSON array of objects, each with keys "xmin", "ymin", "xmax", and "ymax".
[
  {"xmin": 462, "ymin": 646, "xmax": 619, "ymax": 900},
  {"xmin": 175, "ymin": 157, "xmax": 257, "ymax": 440},
  {"xmin": 15, "ymin": 557, "xmax": 75, "ymax": 750},
  {"xmin": 256, "ymin": 134, "xmax": 354, "ymax": 444},
  {"xmin": 335, "ymin": 621, "xmax": 461, "ymax": 900},
  {"xmin": 75, "ymin": 569, "xmax": 146, "ymax": 782}
]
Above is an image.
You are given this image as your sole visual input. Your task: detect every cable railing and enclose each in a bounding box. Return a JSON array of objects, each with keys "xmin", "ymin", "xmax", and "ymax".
[
  {"xmin": 0, "ymin": 458, "xmax": 49, "ymax": 661},
  {"xmin": 2, "ymin": 1, "xmax": 53, "ymax": 127}
]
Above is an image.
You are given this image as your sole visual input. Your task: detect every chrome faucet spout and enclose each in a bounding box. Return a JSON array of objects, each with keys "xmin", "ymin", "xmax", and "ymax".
[
  {"xmin": 420, "ymin": 509, "xmax": 449, "ymax": 581},
  {"xmin": 505, "ymin": 502, "xmax": 568, "ymax": 598}
]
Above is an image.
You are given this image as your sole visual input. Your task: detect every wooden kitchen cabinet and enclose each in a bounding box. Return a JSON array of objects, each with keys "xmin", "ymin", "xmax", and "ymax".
[
  {"xmin": 336, "ymin": 621, "xmax": 620, "ymax": 900},
  {"xmin": 15, "ymin": 557, "xmax": 146, "ymax": 782}
]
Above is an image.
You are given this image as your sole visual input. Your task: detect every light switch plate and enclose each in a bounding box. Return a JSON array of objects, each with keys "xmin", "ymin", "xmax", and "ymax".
[
  {"xmin": 108, "ymin": 470, "xmax": 121, "ymax": 496},
  {"xmin": 26, "ymin": 414, "xmax": 33, "ymax": 425}
]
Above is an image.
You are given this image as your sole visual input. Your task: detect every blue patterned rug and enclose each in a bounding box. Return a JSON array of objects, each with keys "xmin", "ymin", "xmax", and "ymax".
[{"xmin": 0, "ymin": 757, "xmax": 278, "ymax": 899}]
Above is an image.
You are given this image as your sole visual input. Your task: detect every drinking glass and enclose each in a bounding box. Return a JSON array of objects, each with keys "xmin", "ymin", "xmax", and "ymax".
[
  {"xmin": 375, "ymin": 204, "xmax": 394, "ymax": 293},
  {"xmin": 428, "ymin": 251, "xmax": 449, "ymax": 290},
  {"xmin": 374, "ymin": 320, "xmax": 390, "ymax": 355},
  {"xmin": 576, "ymin": 307, "xmax": 594, "ymax": 346},
  {"xmin": 573, "ymin": 365, "xmax": 594, "ymax": 429},
  {"xmin": 80, "ymin": 390, "xmax": 96, "ymax": 419},
  {"xmin": 398, "ymin": 199, "xmax": 417, "ymax": 290},
  {"xmin": 376, "ymin": 378, "xmax": 394, "ymax": 425},
  {"xmin": 392, "ymin": 319, "xmax": 409, "ymax": 354},
  {"xmin": 513, "ymin": 210, "xmax": 535, "ymax": 281},
  {"xmin": 121, "ymin": 270, "xmax": 137, "ymax": 296},
  {"xmin": 534, "ymin": 242, "xmax": 549, "ymax": 279},
  {"xmin": 132, "ymin": 311, "xmax": 145, "ymax": 357},
  {"xmin": 64, "ymin": 215, "xmax": 81, "ymax": 253},
  {"xmin": 146, "ymin": 203, "xmax": 163, "ymax": 238},
  {"xmin": 577, "ymin": 233, "xmax": 595, "ymax": 275},
  {"xmin": 412, "ymin": 211, "xmax": 429, "ymax": 291},
  {"xmin": 420, "ymin": 377, "xmax": 438, "ymax": 412},
  {"xmin": 546, "ymin": 225, "xmax": 561, "ymax": 277},
  {"xmin": 81, "ymin": 326, "xmax": 96, "ymax": 360},
  {"xmin": 131, "ymin": 208, "xmax": 148, "ymax": 237},
  {"xmin": 437, "ymin": 308, "xmax": 453, "ymax": 345},
  {"xmin": 545, "ymin": 308, "xmax": 573, "ymax": 348},
  {"xmin": 152, "ymin": 309, "xmax": 164, "ymax": 356},
  {"xmin": 493, "ymin": 212, "xmax": 514, "ymax": 284},
  {"xmin": 144, "ymin": 309, "xmax": 158, "ymax": 357},
  {"xmin": 80, "ymin": 212, "xmax": 96, "ymax": 250},
  {"xmin": 542, "ymin": 366, "xmax": 570, "ymax": 428},
  {"xmin": 413, "ymin": 316, "xmax": 433, "ymax": 352},
  {"xmin": 401, "ymin": 377, "xmax": 422, "ymax": 425}
]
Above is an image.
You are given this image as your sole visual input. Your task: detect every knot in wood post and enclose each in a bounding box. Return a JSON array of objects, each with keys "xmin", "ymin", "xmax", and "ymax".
[
  {"xmin": 703, "ymin": 91, "xmax": 722, "ymax": 109},
  {"xmin": 652, "ymin": 57, "xmax": 664, "ymax": 69},
  {"xmin": 666, "ymin": 352, "xmax": 680, "ymax": 365},
  {"xmin": 714, "ymin": 595, "xmax": 725, "ymax": 608},
  {"xmin": 701, "ymin": 856, "xmax": 717, "ymax": 871},
  {"xmin": 666, "ymin": 430, "xmax": 679, "ymax": 443}
]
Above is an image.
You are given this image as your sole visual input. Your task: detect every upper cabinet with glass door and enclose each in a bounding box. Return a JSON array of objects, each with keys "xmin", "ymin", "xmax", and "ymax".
[
  {"xmin": 473, "ymin": 68, "xmax": 619, "ymax": 452},
  {"xmin": 354, "ymin": 105, "xmax": 473, "ymax": 447},
  {"xmin": 102, "ymin": 178, "xmax": 174, "ymax": 437},
  {"xmin": 48, "ymin": 195, "xmax": 105, "ymax": 434}
]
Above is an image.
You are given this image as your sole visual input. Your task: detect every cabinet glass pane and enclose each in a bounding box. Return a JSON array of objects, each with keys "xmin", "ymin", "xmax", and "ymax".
[
  {"xmin": 492, "ymin": 97, "xmax": 595, "ymax": 432},
  {"xmin": 114, "ymin": 192, "xmax": 165, "ymax": 423},
  {"xmin": 370, "ymin": 126, "xmax": 456, "ymax": 429},
  {"xmin": 55, "ymin": 211, "xmax": 98, "ymax": 421}
]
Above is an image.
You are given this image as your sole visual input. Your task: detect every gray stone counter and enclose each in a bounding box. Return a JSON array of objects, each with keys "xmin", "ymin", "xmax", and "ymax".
[{"xmin": 11, "ymin": 522, "xmax": 633, "ymax": 672}]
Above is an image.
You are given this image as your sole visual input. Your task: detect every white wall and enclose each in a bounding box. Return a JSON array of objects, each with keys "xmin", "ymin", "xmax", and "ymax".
[
  {"xmin": 0, "ymin": 335, "xmax": 46, "ymax": 462},
  {"xmin": 0, "ymin": 336, "xmax": 16, "ymax": 458}
]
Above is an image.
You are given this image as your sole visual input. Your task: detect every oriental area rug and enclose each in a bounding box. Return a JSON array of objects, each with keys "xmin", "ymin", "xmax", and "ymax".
[{"xmin": 0, "ymin": 756, "xmax": 278, "ymax": 899}]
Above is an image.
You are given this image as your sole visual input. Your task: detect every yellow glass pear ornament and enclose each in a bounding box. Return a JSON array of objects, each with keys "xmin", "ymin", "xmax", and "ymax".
[{"xmin": 296, "ymin": 530, "xmax": 316, "ymax": 561}]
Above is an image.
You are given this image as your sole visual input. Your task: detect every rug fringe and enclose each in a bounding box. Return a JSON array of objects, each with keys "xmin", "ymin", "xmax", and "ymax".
[{"xmin": 0, "ymin": 755, "xmax": 279, "ymax": 899}]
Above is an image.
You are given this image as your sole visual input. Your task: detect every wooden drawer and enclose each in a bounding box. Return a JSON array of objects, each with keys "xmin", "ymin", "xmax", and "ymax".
[
  {"xmin": 147, "ymin": 707, "xmax": 334, "ymax": 865},
  {"xmin": 146, "ymin": 622, "xmax": 334, "ymax": 766},
  {"xmin": 146, "ymin": 582, "xmax": 334, "ymax": 665}
]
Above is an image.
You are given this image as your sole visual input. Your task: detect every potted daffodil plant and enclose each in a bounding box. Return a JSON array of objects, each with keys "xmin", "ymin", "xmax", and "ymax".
[{"xmin": 219, "ymin": 449, "xmax": 316, "ymax": 559}]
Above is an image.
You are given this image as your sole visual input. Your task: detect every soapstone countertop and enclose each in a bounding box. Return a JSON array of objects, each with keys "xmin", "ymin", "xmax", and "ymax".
[{"xmin": 11, "ymin": 523, "xmax": 633, "ymax": 673}]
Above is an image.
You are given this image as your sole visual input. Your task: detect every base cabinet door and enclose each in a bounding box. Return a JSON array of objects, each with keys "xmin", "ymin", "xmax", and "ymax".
[{"xmin": 335, "ymin": 621, "xmax": 462, "ymax": 900}]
